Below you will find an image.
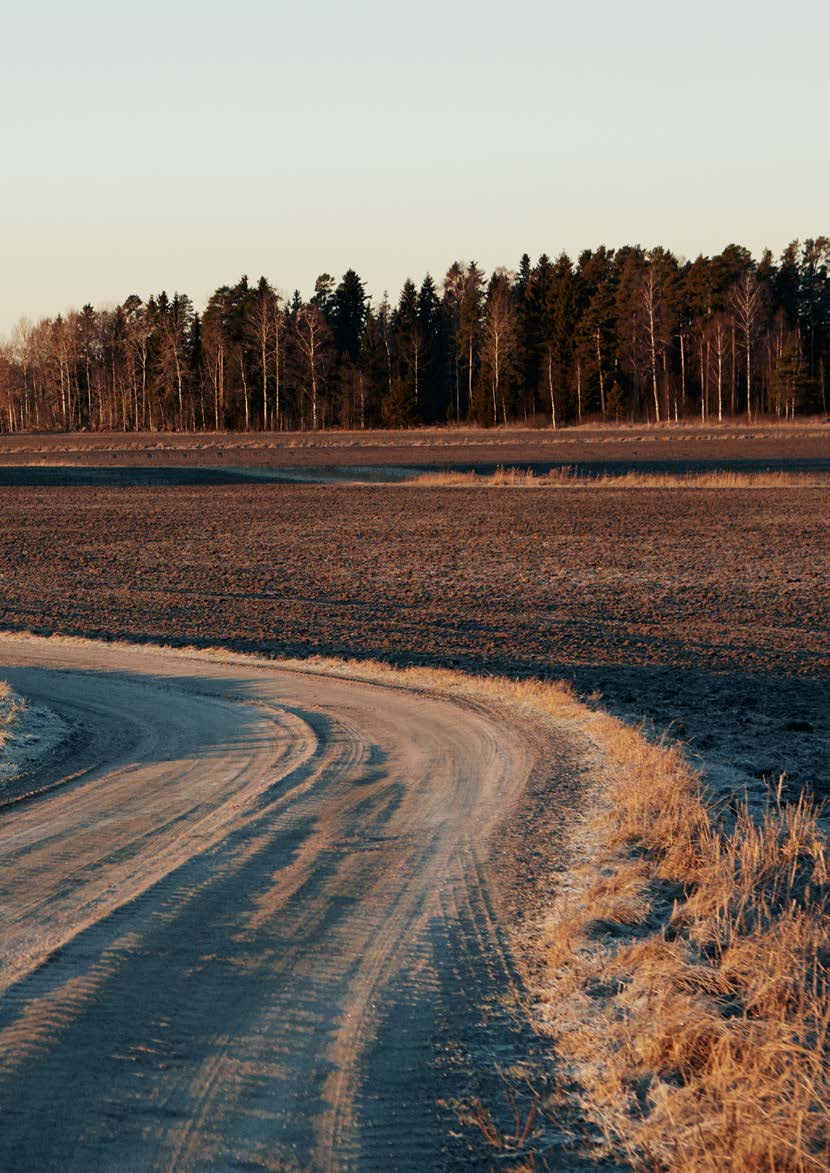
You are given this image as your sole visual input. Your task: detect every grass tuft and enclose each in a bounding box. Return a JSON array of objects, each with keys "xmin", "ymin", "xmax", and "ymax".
[{"xmin": 0, "ymin": 682, "xmax": 24, "ymax": 750}]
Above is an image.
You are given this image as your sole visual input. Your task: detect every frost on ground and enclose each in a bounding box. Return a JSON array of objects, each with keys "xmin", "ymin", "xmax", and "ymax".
[
  {"xmin": 0, "ymin": 681, "xmax": 22, "ymax": 748},
  {"xmin": 0, "ymin": 684, "xmax": 68, "ymax": 792}
]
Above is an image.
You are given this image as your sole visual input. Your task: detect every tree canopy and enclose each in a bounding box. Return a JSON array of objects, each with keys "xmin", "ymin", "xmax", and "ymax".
[{"xmin": 2, "ymin": 239, "xmax": 827, "ymax": 432}]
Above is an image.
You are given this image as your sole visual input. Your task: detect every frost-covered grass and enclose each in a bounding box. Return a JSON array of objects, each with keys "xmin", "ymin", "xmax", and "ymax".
[{"xmin": 0, "ymin": 682, "xmax": 24, "ymax": 749}]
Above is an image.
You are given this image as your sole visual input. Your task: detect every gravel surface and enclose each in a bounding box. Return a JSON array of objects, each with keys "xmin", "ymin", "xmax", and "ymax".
[{"xmin": 0, "ymin": 635, "xmax": 600, "ymax": 1171}]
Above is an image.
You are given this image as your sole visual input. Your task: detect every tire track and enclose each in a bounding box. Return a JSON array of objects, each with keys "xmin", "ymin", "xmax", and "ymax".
[{"xmin": 0, "ymin": 635, "xmax": 578, "ymax": 1170}]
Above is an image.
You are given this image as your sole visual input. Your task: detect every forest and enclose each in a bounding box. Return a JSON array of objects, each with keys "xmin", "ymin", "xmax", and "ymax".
[{"xmin": 1, "ymin": 239, "xmax": 828, "ymax": 433}]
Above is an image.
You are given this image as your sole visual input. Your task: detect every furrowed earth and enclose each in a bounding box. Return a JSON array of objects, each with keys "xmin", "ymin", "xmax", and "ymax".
[
  {"xmin": 1, "ymin": 425, "xmax": 827, "ymax": 806},
  {"xmin": 0, "ymin": 422, "xmax": 827, "ymax": 473}
]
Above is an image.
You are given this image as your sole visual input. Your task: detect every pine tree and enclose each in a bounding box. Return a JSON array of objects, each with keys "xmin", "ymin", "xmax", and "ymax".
[
  {"xmin": 543, "ymin": 253, "xmax": 577, "ymax": 425},
  {"xmin": 416, "ymin": 275, "xmax": 442, "ymax": 419},
  {"xmin": 577, "ymin": 248, "xmax": 616, "ymax": 421},
  {"xmin": 393, "ymin": 279, "xmax": 422, "ymax": 411},
  {"xmin": 311, "ymin": 274, "xmax": 335, "ymax": 322},
  {"xmin": 358, "ymin": 308, "xmax": 384, "ymax": 428}
]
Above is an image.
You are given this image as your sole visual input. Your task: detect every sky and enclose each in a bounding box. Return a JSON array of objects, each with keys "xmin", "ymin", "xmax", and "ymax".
[{"xmin": 1, "ymin": 0, "xmax": 828, "ymax": 333}]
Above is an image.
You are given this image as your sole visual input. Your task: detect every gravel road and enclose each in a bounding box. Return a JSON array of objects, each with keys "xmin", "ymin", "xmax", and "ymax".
[{"xmin": 0, "ymin": 636, "xmax": 585, "ymax": 1171}]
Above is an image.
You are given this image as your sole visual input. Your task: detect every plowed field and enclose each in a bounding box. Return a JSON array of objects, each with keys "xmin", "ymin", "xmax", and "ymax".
[{"xmin": 1, "ymin": 479, "xmax": 826, "ymax": 800}]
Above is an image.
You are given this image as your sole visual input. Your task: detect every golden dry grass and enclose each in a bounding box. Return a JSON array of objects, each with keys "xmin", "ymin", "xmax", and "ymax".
[
  {"xmin": 536, "ymin": 719, "xmax": 828, "ymax": 1172},
  {"xmin": 409, "ymin": 466, "xmax": 827, "ymax": 489}
]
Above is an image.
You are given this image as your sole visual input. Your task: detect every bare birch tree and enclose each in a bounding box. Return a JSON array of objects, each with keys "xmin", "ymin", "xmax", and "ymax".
[
  {"xmin": 293, "ymin": 303, "xmax": 332, "ymax": 430},
  {"xmin": 245, "ymin": 279, "xmax": 277, "ymax": 429},
  {"xmin": 640, "ymin": 264, "xmax": 664, "ymax": 423},
  {"xmin": 481, "ymin": 272, "xmax": 517, "ymax": 425},
  {"xmin": 729, "ymin": 271, "xmax": 765, "ymax": 421},
  {"xmin": 706, "ymin": 314, "xmax": 730, "ymax": 423}
]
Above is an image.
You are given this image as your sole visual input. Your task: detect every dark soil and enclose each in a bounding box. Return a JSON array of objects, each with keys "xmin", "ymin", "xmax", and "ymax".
[
  {"xmin": 1, "ymin": 478, "xmax": 827, "ymax": 802},
  {"xmin": 0, "ymin": 421, "xmax": 828, "ymax": 474}
]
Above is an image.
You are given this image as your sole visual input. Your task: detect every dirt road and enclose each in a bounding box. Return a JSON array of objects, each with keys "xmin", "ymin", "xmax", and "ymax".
[{"xmin": 0, "ymin": 636, "xmax": 581, "ymax": 1170}]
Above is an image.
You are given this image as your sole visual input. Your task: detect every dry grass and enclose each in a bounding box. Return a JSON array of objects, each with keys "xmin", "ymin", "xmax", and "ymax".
[
  {"xmin": 537, "ymin": 718, "xmax": 829, "ymax": 1172},
  {"xmin": 0, "ymin": 681, "xmax": 24, "ymax": 749},
  {"xmin": 409, "ymin": 466, "xmax": 827, "ymax": 489},
  {"xmin": 1, "ymin": 631, "xmax": 826, "ymax": 1168}
]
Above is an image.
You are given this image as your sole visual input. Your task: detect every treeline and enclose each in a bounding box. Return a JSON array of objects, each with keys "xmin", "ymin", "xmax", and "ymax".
[{"xmin": 1, "ymin": 239, "xmax": 828, "ymax": 433}]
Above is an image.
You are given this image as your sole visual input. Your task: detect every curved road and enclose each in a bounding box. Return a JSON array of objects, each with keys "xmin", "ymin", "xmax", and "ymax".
[{"xmin": 0, "ymin": 636, "xmax": 579, "ymax": 1170}]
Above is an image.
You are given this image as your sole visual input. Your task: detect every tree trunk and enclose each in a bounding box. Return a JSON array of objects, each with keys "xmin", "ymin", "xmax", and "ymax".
[
  {"xmin": 679, "ymin": 332, "xmax": 686, "ymax": 416},
  {"xmin": 240, "ymin": 354, "xmax": 249, "ymax": 431},
  {"xmin": 467, "ymin": 336, "xmax": 473, "ymax": 420},
  {"xmin": 595, "ymin": 328, "xmax": 604, "ymax": 419},
  {"xmin": 273, "ymin": 309, "xmax": 281, "ymax": 431},
  {"xmin": 261, "ymin": 331, "xmax": 268, "ymax": 431},
  {"xmin": 491, "ymin": 332, "xmax": 499, "ymax": 425},
  {"xmin": 174, "ymin": 353, "xmax": 184, "ymax": 430},
  {"xmin": 311, "ymin": 363, "xmax": 318, "ymax": 430},
  {"xmin": 577, "ymin": 358, "xmax": 582, "ymax": 423},
  {"xmin": 548, "ymin": 350, "xmax": 556, "ymax": 430},
  {"xmin": 648, "ymin": 308, "xmax": 660, "ymax": 422},
  {"xmin": 699, "ymin": 338, "xmax": 706, "ymax": 421}
]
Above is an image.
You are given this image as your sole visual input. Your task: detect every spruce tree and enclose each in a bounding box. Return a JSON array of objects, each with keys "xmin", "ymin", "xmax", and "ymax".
[{"xmin": 330, "ymin": 270, "xmax": 368, "ymax": 362}]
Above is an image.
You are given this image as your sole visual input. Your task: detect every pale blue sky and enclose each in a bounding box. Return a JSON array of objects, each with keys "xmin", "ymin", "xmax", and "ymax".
[{"xmin": 1, "ymin": 0, "xmax": 827, "ymax": 332}]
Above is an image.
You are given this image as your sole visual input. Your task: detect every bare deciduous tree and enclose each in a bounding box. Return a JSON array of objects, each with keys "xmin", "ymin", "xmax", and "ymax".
[
  {"xmin": 706, "ymin": 313, "xmax": 730, "ymax": 423},
  {"xmin": 729, "ymin": 271, "xmax": 765, "ymax": 421},
  {"xmin": 293, "ymin": 303, "xmax": 332, "ymax": 430},
  {"xmin": 245, "ymin": 279, "xmax": 282, "ymax": 430},
  {"xmin": 640, "ymin": 264, "xmax": 664, "ymax": 423},
  {"xmin": 481, "ymin": 272, "xmax": 517, "ymax": 425}
]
